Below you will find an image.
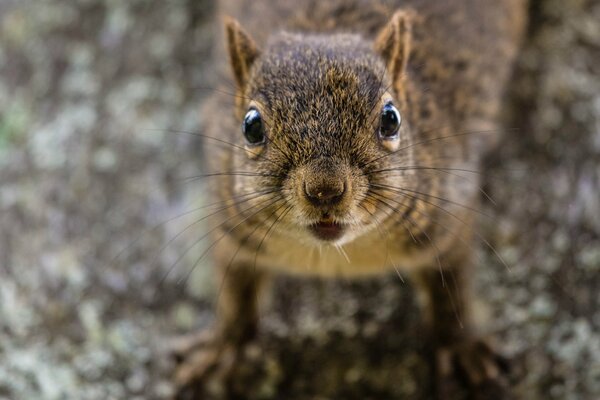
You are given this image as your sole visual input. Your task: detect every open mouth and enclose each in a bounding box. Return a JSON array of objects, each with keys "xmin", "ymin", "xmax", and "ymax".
[{"xmin": 309, "ymin": 217, "xmax": 346, "ymax": 241}]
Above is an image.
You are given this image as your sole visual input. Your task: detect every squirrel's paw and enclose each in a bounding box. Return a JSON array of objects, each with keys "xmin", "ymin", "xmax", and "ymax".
[
  {"xmin": 169, "ymin": 329, "xmax": 238, "ymax": 400},
  {"xmin": 436, "ymin": 337, "xmax": 512, "ymax": 400},
  {"xmin": 169, "ymin": 330, "xmax": 264, "ymax": 400}
]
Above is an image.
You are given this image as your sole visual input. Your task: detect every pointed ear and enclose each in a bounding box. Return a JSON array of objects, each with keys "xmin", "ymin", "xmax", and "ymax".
[
  {"xmin": 224, "ymin": 16, "xmax": 260, "ymax": 90},
  {"xmin": 374, "ymin": 10, "xmax": 414, "ymax": 89}
]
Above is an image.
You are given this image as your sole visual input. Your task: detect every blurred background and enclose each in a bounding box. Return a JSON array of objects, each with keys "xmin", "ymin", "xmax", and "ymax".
[{"xmin": 0, "ymin": 1, "xmax": 598, "ymax": 399}]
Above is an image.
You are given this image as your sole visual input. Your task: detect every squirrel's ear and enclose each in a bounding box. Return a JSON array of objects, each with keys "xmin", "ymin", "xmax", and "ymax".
[
  {"xmin": 374, "ymin": 10, "xmax": 414, "ymax": 89},
  {"xmin": 224, "ymin": 16, "xmax": 260, "ymax": 90}
]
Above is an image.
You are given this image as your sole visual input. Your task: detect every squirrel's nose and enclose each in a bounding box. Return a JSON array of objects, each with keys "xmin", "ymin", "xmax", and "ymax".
[{"xmin": 304, "ymin": 180, "xmax": 346, "ymax": 206}]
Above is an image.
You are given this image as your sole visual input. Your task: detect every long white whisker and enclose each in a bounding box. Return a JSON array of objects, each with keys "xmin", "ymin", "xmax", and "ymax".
[{"xmin": 335, "ymin": 244, "xmax": 351, "ymax": 264}]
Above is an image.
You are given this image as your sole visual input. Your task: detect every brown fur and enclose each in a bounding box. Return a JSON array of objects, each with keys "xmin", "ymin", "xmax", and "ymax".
[{"xmin": 174, "ymin": 0, "xmax": 527, "ymax": 398}]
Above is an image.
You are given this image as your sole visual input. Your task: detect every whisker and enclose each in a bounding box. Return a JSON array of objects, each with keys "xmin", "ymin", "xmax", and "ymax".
[
  {"xmin": 370, "ymin": 183, "xmax": 493, "ymax": 219},
  {"xmin": 362, "ymin": 127, "xmax": 517, "ymax": 168},
  {"xmin": 365, "ymin": 165, "xmax": 489, "ymax": 177},
  {"xmin": 368, "ymin": 188, "xmax": 508, "ymax": 275},
  {"xmin": 251, "ymin": 203, "xmax": 294, "ymax": 275},
  {"xmin": 393, "ymin": 266, "xmax": 406, "ymax": 284},
  {"xmin": 146, "ymin": 128, "xmax": 286, "ymax": 170},
  {"xmin": 215, "ymin": 202, "xmax": 291, "ymax": 308},
  {"xmin": 366, "ymin": 191, "xmax": 447, "ymax": 287},
  {"xmin": 176, "ymin": 196, "xmax": 288, "ymax": 289},
  {"xmin": 358, "ymin": 201, "xmax": 399, "ymax": 276},
  {"xmin": 154, "ymin": 194, "xmax": 282, "ymax": 291},
  {"xmin": 370, "ymin": 167, "xmax": 497, "ymax": 205},
  {"xmin": 176, "ymin": 171, "xmax": 284, "ymax": 183},
  {"xmin": 390, "ymin": 189, "xmax": 511, "ymax": 273},
  {"xmin": 112, "ymin": 188, "xmax": 279, "ymax": 263},
  {"xmin": 335, "ymin": 243, "xmax": 351, "ymax": 264},
  {"xmin": 448, "ymin": 269, "xmax": 465, "ymax": 329},
  {"xmin": 148, "ymin": 190, "xmax": 281, "ymax": 272}
]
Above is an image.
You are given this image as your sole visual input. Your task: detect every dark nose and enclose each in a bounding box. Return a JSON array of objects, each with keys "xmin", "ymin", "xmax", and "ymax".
[{"xmin": 304, "ymin": 179, "xmax": 346, "ymax": 206}]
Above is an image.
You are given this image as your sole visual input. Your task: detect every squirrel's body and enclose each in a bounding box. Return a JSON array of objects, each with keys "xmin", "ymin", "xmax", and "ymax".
[
  {"xmin": 175, "ymin": 1, "xmax": 527, "ymax": 398},
  {"xmin": 206, "ymin": 0, "xmax": 525, "ymax": 277}
]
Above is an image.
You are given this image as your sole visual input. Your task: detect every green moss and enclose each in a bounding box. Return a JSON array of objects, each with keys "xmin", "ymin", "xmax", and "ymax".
[{"xmin": 0, "ymin": 103, "xmax": 28, "ymax": 149}]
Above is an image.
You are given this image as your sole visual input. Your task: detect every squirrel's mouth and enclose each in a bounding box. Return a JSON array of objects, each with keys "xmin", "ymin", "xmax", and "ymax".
[{"xmin": 309, "ymin": 217, "xmax": 346, "ymax": 241}]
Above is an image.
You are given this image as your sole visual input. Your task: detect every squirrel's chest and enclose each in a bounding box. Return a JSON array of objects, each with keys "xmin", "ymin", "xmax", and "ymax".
[{"xmin": 244, "ymin": 230, "xmax": 436, "ymax": 278}]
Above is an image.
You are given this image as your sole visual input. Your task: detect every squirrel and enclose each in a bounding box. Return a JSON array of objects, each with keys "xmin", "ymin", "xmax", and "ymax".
[{"xmin": 172, "ymin": 0, "xmax": 527, "ymax": 398}]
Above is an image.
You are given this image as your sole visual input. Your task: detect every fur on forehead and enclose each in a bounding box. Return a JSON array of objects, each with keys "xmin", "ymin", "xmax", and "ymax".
[{"xmin": 248, "ymin": 32, "xmax": 388, "ymax": 100}]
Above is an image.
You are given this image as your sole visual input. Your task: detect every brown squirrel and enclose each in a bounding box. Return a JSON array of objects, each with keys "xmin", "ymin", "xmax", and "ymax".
[{"xmin": 173, "ymin": 0, "xmax": 527, "ymax": 398}]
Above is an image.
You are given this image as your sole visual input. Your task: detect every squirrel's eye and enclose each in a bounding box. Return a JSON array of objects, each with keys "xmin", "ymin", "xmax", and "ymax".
[
  {"xmin": 242, "ymin": 109, "xmax": 265, "ymax": 145},
  {"xmin": 379, "ymin": 103, "xmax": 401, "ymax": 139}
]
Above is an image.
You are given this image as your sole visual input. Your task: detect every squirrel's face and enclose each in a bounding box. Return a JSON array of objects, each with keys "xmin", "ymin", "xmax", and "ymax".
[{"xmin": 224, "ymin": 14, "xmax": 416, "ymax": 246}]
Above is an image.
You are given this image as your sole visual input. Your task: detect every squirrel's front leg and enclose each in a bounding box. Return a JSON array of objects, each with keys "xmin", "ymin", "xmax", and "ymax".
[
  {"xmin": 173, "ymin": 261, "xmax": 268, "ymax": 400},
  {"xmin": 414, "ymin": 249, "xmax": 511, "ymax": 400}
]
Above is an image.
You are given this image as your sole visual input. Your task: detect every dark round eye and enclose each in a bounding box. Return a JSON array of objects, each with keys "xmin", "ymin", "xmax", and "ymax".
[
  {"xmin": 379, "ymin": 103, "xmax": 401, "ymax": 139},
  {"xmin": 242, "ymin": 109, "xmax": 265, "ymax": 145}
]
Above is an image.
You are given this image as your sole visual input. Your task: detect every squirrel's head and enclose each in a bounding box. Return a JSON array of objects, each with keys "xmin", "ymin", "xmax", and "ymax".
[{"xmin": 223, "ymin": 11, "xmax": 419, "ymax": 246}]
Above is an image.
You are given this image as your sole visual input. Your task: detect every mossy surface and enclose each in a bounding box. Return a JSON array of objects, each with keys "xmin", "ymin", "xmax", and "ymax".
[{"xmin": 0, "ymin": 0, "xmax": 598, "ymax": 399}]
